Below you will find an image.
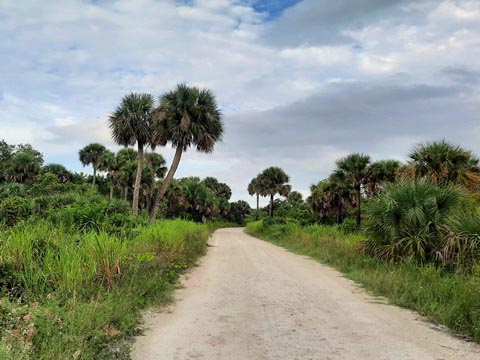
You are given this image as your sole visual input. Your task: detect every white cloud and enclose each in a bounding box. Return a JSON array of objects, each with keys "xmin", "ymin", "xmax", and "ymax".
[{"xmin": 1, "ymin": 0, "xmax": 480, "ymax": 204}]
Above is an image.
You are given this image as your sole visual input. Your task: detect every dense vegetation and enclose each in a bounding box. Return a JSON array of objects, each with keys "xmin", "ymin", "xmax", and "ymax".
[
  {"xmin": 246, "ymin": 140, "xmax": 480, "ymax": 341},
  {"xmin": 0, "ymin": 85, "xmax": 249, "ymax": 358}
]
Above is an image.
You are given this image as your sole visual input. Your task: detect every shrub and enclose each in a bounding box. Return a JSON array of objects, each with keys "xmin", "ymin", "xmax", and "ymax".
[
  {"xmin": 0, "ymin": 196, "xmax": 32, "ymax": 226},
  {"xmin": 363, "ymin": 179, "xmax": 462, "ymax": 264},
  {"xmin": 0, "ymin": 183, "xmax": 27, "ymax": 201}
]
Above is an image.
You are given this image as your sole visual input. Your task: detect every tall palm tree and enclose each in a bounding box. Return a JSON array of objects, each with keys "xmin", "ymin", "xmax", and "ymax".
[
  {"xmin": 79, "ymin": 143, "xmax": 106, "ymax": 185},
  {"xmin": 149, "ymin": 84, "xmax": 223, "ymax": 222},
  {"xmin": 258, "ymin": 167, "xmax": 291, "ymax": 217},
  {"xmin": 405, "ymin": 140, "xmax": 480, "ymax": 189},
  {"xmin": 248, "ymin": 176, "xmax": 262, "ymax": 220},
  {"xmin": 336, "ymin": 153, "xmax": 371, "ymax": 231},
  {"xmin": 109, "ymin": 93, "xmax": 155, "ymax": 216}
]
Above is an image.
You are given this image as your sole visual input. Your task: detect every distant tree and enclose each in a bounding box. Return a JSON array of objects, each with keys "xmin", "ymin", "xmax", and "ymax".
[
  {"xmin": 180, "ymin": 177, "xmax": 219, "ymax": 223},
  {"xmin": 335, "ymin": 153, "xmax": 371, "ymax": 231},
  {"xmin": 41, "ymin": 163, "xmax": 72, "ymax": 183},
  {"xmin": 145, "ymin": 152, "xmax": 167, "ymax": 179},
  {"xmin": 405, "ymin": 140, "xmax": 480, "ymax": 189},
  {"xmin": 0, "ymin": 140, "xmax": 14, "ymax": 162},
  {"xmin": 229, "ymin": 200, "xmax": 251, "ymax": 224},
  {"xmin": 287, "ymin": 191, "xmax": 303, "ymax": 204},
  {"xmin": 248, "ymin": 176, "xmax": 263, "ymax": 220},
  {"xmin": 109, "ymin": 92, "xmax": 155, "ymax": 216},
  {"xmin": 308, "ymin": 172, "xmax": 356, "ymax": 225},
  {"xmin": 149, "ymin": 84, "xmax": 223, "ymax": 221},
  {"xmin": 98, "ymin": 150, "xmax": 118, "ymax": 200},
  {"xmin": 203, "ymin": 177, "xmax": 232, "ymax": 200},
  {"xmin": 4, "ymin": 144, "xmax": 44, "ymax": 184},
  {"xmin": 365, "ymin": 159, "xmax": 401, "ymax": 196},
  {"xmin": 0, "ymin": 140, "xmax": 14, "ymax": 183},
  {"xmin": 258, "ymin": 167, "xmax": 291, "ymax": 217},
  {"xmin": 117, "ymin": 160, "xmax": 137, "ymax": 201},
  {"xmin": 79, "ymin": 143, "xmax": 107, "ymax": 186}
]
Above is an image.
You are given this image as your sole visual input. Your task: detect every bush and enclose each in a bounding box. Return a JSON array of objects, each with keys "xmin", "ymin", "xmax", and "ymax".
[
  {"xmin": 363, "ymin": 179, "xmax": 463, "ymax": 265},
  {"xmin": 0, "ymin": 196, "xmax": 32, "ymax": 226},
  {"xmin": 0, "ymin": 183, "xmax": 27, "ymax": 201}
]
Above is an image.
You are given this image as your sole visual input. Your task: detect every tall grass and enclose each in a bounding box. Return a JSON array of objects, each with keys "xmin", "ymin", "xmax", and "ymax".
[
  {"xmin": 246, "ymin": 221, "xmax": 480, "ymax": 342},
  {"xmin": 0, "ymin": 219, "xmax": 211, "ymax": 359}
]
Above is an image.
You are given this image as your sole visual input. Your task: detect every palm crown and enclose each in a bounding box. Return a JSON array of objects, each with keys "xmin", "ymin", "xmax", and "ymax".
[{"xmin": 153, "ymin": 84, "xmax": 223, "ymax": 152}]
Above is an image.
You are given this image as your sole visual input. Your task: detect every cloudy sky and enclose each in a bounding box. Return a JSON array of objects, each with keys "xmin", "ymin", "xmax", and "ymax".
[{"xmin": 1, "ymin": 0, "xmax": 480, "ymax": 205}]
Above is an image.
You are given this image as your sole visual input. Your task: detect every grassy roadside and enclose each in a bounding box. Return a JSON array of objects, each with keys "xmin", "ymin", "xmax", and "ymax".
[
  {"xmin": 0, "ymin": 219, "xmax": 213, "ymax": 359},
  {"xmin": 245, "ymin": 221, "xmax": 480, "ymax": 342}
]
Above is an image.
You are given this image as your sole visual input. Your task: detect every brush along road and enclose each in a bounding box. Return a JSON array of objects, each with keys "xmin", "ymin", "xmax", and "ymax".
[{"xmin": 132, "ymin": 228, "xmax": 479, "ymax": 359}]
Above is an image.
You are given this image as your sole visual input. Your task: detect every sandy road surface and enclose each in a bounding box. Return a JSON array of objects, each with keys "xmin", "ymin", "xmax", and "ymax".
[{"xmin": 132, "ymin": 228, "xmax": 479, "ymax": 360}]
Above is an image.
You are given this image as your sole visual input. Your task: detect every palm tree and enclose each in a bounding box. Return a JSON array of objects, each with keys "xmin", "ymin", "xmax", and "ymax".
[
  {"xmin": 258, "ymin": 167, "xmax": 291, "ymax": 217},
  {"xmin": 143, "ymin": 152, "xmax": 167, "ymax": 211},
  {"xmin": 79, "ymin": 143, "xmax": 107, "ymax": 186},
  {"xmin": 336, "ymin": 153, "xmax": 371, "ymax": 231},
  {"xmin": 405, "ymin": 140, "xmax": 480, "ymax": 189},
  {"xmin": 6, "ymin": 151, "xmax": 43, "ymax": 184},
  {"xmin": 365, "ymin": 159, "xmax": 401, "ymax": 196},
  {"xmin": 149, "ymin": 84, "xmax": 223, "ymax": 222},
  {"xmin": 145, "ymin": 152, "xmax": 167, "ymax": 179},
  {"xmin": 307, "ymin": 174, "xmax": 355, "ymax": 224},
  {"xmin": 98, "ymin": 150, "xmax": 118, "ymax": 200},
  {"xmin": 248, "ymin": 176, "xmax": 263, "ymax": 220},
  {"xmin": 287, "ymin": 191, "xmax": 303, "ymax": 204},
  {"xmin": 109, "ymin": 93, "xmax": 155, "ymax": 216},
  {"xmin": 203, "ymin": 177, "xmax": 232, "ymax": 200}
]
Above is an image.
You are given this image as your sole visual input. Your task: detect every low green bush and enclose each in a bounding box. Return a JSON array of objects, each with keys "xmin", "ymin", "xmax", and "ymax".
[{"xmin": 0, "ymin": 196, "xmax": 32, "ymax": 226}]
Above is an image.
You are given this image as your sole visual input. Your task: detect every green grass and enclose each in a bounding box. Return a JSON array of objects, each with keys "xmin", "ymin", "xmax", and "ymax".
[
  {"xmin": 246, "ymin": 221, "xmax": 480, "ymax": 342},
  {"xmin": 0, "ymin": 219, "xmax": 212, "ymax": 359}
]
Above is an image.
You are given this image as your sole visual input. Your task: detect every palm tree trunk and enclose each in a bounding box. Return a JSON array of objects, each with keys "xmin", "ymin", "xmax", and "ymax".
[
  {"xmin": 109, "ymin": 181, "xmax": 114, "ymax": 200},
  {"xmin": 146, "ymin": 188, "xmax": 151, "ymax": 213},
  {"xmin": 124, "ymin": 186, "xmax": 128, "ymax": 201},
  {"xmin": 132, "ymin": 143, "xmax": 144, "ymax": 216},
  {"xmin": 92, "ymin": 166, "xmax": 97, "ymax": 186},
  {"xmin": 256, "ymin": 193, "xmax": 259, "ymax": 220},
  {"xmin": 149, "ymin": 145, "xmax": 183, "ymax": 222},
  {"xmin": 356, "ymin": 185, "xmax": 361, "ymax": 232},
  {"xmin": 269, "ymin": 194, "xmax": 274, "ymax": 217}
]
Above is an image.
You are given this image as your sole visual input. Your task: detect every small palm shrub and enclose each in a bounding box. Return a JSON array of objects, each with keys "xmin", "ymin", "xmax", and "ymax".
[
  {"xmin": 0, "ymin": 196, "xmax": 32, "ymax": 226},
  {"xmin": 443, "ymin": 211, "xmax": 480, "ymax": 270},
  {"xmin": 363, "ymin": 179, "xmax": 462, "ymax": 264}
]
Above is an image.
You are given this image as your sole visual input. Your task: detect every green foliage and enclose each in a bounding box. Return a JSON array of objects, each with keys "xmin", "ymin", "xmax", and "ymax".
[
  {"xmin": 406, "ymin": 140, "xmax": 480, "ymax": 189},
  {"xmin": 0, "ymin": 183, "xmax": 27, "ymax": 200},
  {"xmin": 0, "ymin": 196, "xmax": 32, "ymax": 226},
  {"xmin": 153, "ymin": 84, "xmax": 223, "ymax": 153},
  {"xmin": 363, "ymin": 180, "xmax": 463, "ymax": 265},
  {"xmin": 0, "ymin": 219, "xmax": 211, "ymax": 358}
]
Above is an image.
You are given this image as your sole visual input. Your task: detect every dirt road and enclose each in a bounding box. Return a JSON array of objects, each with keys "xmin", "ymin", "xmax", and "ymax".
[{"xmin": 132, "ymin": 228, "xmax": 479, "ymax": 359}]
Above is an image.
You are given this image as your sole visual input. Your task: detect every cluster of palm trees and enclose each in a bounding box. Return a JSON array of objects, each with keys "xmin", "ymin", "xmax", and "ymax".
[
  {"xmin": 248, "ymin": 167, "xmax": 291, "ymax": 218},
  {"xmin": 100, "ymin": 84, "xmax": 222, "ymax": 221},
  {"xmin": 79, "ymin": 144, "xmax": 167, "ymax": 209},
  {"xmin": 307, "ymin": 140, "xmax": 480, "ymax": 231},
  {"xmin": 0, "ymin": 142, "xmax": 45, "ymax": 184}
]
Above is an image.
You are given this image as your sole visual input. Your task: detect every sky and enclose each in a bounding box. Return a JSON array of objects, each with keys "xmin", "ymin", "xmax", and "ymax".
[{"xmin": 1, "ymin": 0, "xmax": 480, "ymax": 206}]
